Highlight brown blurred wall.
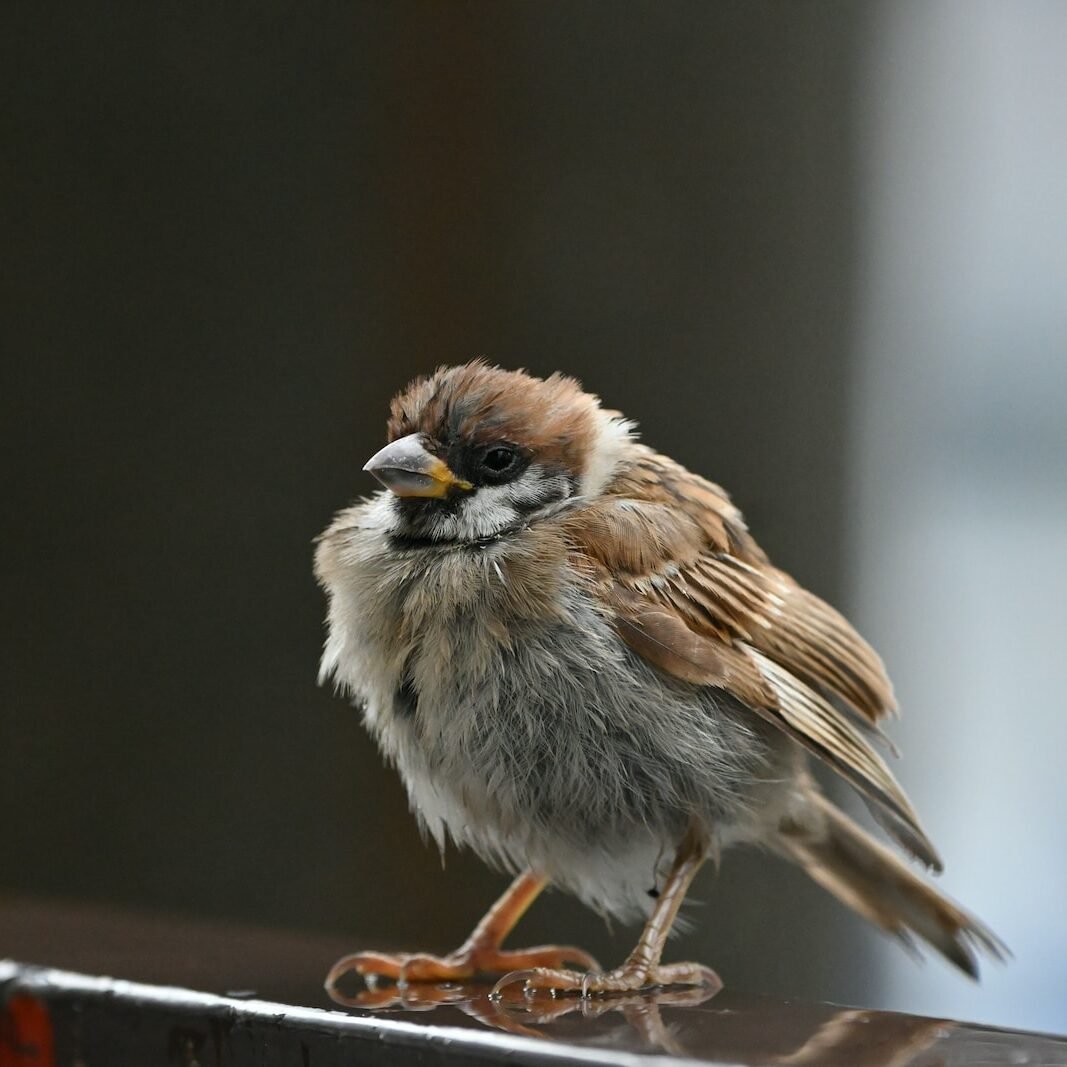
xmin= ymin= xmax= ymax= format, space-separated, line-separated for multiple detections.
xmin=1 ymin=3 xmax=878 ymax=1003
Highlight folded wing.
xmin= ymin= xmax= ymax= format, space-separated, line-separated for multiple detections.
xmin=565 ymin=446 xmax=941 ymax=871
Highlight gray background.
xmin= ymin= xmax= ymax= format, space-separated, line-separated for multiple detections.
xmin=3 ymin=2 xmax=1064 ymax=1032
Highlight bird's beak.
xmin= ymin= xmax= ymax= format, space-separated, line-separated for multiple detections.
xmin=363 ymin=433 xmax=472 ymax=498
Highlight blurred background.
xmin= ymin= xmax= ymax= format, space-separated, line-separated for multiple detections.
xmin=3 ymin=0 xmax=1064 ymax=1035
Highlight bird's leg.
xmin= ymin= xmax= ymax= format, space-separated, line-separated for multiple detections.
xmin=325 ymin=870 xmax=599 ymax=990
xmin=492 ymin=822 xmax=721 ymax=997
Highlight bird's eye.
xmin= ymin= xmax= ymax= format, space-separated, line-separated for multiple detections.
xmin=480 ymin=445 xmax=519 ymax=475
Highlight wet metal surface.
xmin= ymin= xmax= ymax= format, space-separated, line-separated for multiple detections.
xmin=3 ymin=897 xmax=1066 ymax=1065
xmin=324 ymin=979 xmax=1067 ymax=1065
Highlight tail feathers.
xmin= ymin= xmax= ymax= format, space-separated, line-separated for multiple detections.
xmin=776 ymin=790 xmax=1008 ymax=978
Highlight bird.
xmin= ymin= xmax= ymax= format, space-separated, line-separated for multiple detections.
xmin=314 ymin=361 xmax=1005 ymax=996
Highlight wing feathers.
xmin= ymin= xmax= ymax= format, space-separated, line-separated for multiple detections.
xmin=567 ymin=446 xmax=931 ymax=870
xmin=608 ymin=584 xmax=773 ymax=707
xmin=746 ymin=650 xmax=941 ymax=870
xmin=606 ymin=571 xmax=938 ymax=869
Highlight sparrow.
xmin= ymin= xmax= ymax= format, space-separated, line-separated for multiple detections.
xmin=315 ymin=361 xmax=1005 ymax=996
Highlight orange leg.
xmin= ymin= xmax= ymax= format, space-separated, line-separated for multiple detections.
xmin=325 ymin=870 xmax=599 ymax=990
xmin=492 ymin=824 xmax=721 ymax=997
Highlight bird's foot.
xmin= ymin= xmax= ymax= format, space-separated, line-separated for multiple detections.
xmin=326 ymin=943 xmax=600 ymax=991
xmin=491 ymin=959 xmax=721 ymax=999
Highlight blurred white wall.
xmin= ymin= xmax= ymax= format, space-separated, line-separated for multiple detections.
xmin=849 ymin=0 xmax=1067 ymax=1032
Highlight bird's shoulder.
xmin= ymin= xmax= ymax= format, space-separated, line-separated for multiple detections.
xmin=561 ymin=443 xmax=892 ymax=723
xmin=563 ymin=444 xmax=765 ymax=573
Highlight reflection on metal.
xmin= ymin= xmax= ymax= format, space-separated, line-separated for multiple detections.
xmin=325 ymin=978 xmax=958 ymax=1062
xmin=327 ymin=977 xmax=718 ymax=1055
xmin=5 ymin=960 xmax=1067 ymax=1066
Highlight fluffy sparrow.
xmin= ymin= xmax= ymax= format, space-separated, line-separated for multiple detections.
xmin=315 ymin=362 xmax=1004 ymax=995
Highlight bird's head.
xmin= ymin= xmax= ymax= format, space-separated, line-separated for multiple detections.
xmin=364 ymin=361 xmax=634 ymax=543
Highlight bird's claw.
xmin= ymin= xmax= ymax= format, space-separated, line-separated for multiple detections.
xmin=326 ymin=944 xmax=601 ymax=992
xmin=490 ymin=961 xmax=722 ymax=999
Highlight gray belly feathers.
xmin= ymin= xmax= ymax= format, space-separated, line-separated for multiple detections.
xmin=319 ymin=520 xmax=775 ymax=921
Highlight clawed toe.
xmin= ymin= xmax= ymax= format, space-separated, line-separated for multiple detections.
xmin=326 ymin=943 xmax=602 ymax=992
xmin=326 ymin=951 xmax=404 ymax=989
xmin=491 ymin=961 xmax=722 ymax=999
xmin=486 ymin=944 xmax=601 ymax=974
xmin=326 ymin=950 xmax=475 ymax=990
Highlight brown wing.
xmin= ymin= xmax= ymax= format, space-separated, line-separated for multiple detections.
xmin=565 ymin=446 xmax=941 ymax=871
